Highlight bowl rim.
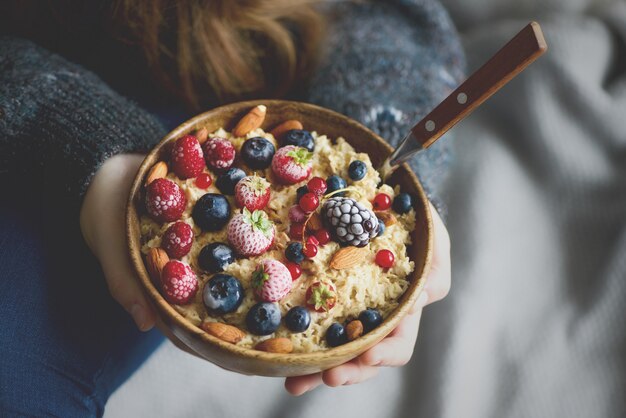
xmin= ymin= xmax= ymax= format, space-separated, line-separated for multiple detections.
xmin=126 ymin=99 xmax=433 ymax=364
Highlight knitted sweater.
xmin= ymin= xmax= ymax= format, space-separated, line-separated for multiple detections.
xmin=0 ymin=0 xmax=464 ymax=214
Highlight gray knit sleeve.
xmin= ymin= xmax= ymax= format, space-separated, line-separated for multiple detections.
xmin=0 ymin=37 xmax=166 ymax=206
xmin=305 ymin=0 xmax=466 ymax=215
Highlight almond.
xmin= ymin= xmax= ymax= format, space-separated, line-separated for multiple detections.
xmin=255 ymin=337 xmax=293 ymax=354
xmin=330 ymin=246 xmax=369 ymax=270
xmin=270 ymin=119 xmax=303 ymax=140
xmin=201 ymin=322 xmax=246 ymax=344
xmin=233 ymin=105 xmax=267 ymax=137
xmin=196 ymin=127 xmax=209 ymax=145
xmin=146 ymin=247 xmax=169 ymax=282
xmin=306 ymin=212 xmax=323 ymax=231
xmin=375 ymin=211 xmax=397 ymax=227
xmin=346 ymin=320 xmax=364 ymax=341
xmin=144 ymin=161 xmax=168 ymax=186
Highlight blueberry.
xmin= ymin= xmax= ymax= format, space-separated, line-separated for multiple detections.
xmin=326 ymin=323 xmax=348 ymax=347
xmin=358 ymin=308 xmax=383 ymax=333
xmin=283 ymin=129 xmax=315 ymax=152
xmin=392 ymin=193 xmax=413 ymax=214
xmin=284 ymin=306 xmax=311 ymax=333
xmin=296 ymin=186 xmax=309 ymax=202
xmin=203 ymin=274 xmax=244 ymax=315
xmin=198 ymin=242 xmax=235 ymax=273
xmin=377 ymin=221 xmax=385 ymax=236
xmin=285 ymin=242 xmax=304 ymax=263
xmin=216 ymin=167 xmax=246 ymax=195
xmin=241 ymin=137 xmax=275 ymax=170
xmin=348 ymin=160 xmax=367 ymax=181
xmin=246 ymin=302 xmax=281 ymax=335
xmin=192 ymin=193 xmax=231 ymax=231
xmin=326 ymin=175 xmax=347 ymax=196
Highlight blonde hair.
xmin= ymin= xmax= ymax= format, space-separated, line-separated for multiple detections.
xmin=110 ymin=0 xmax=324 ymax=110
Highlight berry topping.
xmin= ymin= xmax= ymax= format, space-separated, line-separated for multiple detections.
xmin=392 ymin=193 xmax=414 ymax=214
xmin=306 ymin=235 xmax=319 ymax=247
xmin=377 ymin=221 xmax=385 ymax=236
xmin=288 ymin=205 xmax=307 ymax=223
xmin=325 ymin=175 xmax=347 ymax=196
xmin=299 ymin=192 xmax=319 ymax=213
xmin=271 ymin=145 xmax=313 ymax=184
xmin=202 ymin=273 xmax=244 ymax=315
xmin=227 ymin=208 xmax=275 ymax=257
xmin=195 ymin=173 xmax=212 ymax=189
xmin=314 ymin=229 xmax=331 ymax=245
xmin=198 ymin=242 xmax=235 ymax=273
xmin=285 ymin=242 xmax=305 ymax=263
xmin=246 ymin=302 xmax=281 ymax=335
xmin=326 ymin=323 xmax=347 ymax=347
xmin=284 ymin=261 xmax=302 ymax=280
xmin=358 ymin=308 xmax=383 ymax=333
xmin=302 ymin=243 xmax=318 ymax=258
xmin=216 ymin=167 xmax=246 ymax=195
xmin=145 ymin=178 xmax=187 ymax=223
xmin=296 ymin=185 xmax=309 ymax=202
xmin=282 ymin=129 xmax=315 ymax=152
xmin=192 ymin=193 xmax=231 ymax=231
xmin=162 ymin=221 xmax=194 ymax=259
xmin=234 ymin=175 xmax=271 ymax=211
xmin=241 ymin=137 xmax=275 ymax=169
xmin=289 ymin=222 xmax=305 ymax=240
xmin=372 ymin=193 xmax=392 ymax=210
xmin=203 ymin=137 xmax=235 ymax=171
xmin=375 ymin=249 xmax=395 ymax=268
xmin=307 ymin=177 xmax=327 ymax=196
xmin=305 ymin=281 xmax=336 ymax=312
xmin=171 ymin=135 xmax=205 ymax=179
xmin=285 ymin=306 xmax=311 ymax=333
xmin=348 ymin=160 xmax=367 ymax=181
xmin=251 ymin=259 xmax=292 ymax=302
xmin=161 ymin=260 xmax=198 ymax=305
xmin=322 ymin=197 xmax=379 ymax=247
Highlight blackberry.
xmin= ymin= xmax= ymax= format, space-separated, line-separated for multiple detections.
xmin=322 ymin=197 xmax=379 ymax=247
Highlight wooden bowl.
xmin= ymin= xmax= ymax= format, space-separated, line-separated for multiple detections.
xmin=126 ymin=100 xmax=433 ymax=377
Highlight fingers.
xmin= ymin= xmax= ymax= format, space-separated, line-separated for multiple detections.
xmin=423 ymin=201 xmax=451 ymax=306
xmin=284 ymin=373 xmax=323 ymax=396
xmin=322 ymin=358 xmax=380 ymax=387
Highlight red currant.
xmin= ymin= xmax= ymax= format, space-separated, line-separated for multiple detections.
xmin=195 ymin=173 xmax=212 ymax=189
xmin=289 ymin=223 xmax=305 ymax=239
xmin=315 ymin=229 xmax=331 ymax=245
xmin=307 ymin=177 xmax=327 ymax=196
xmin=285 ymin=261 xmax=302 ymax=280
xmin=373 ymin=193 xmax=392 ymax=210
xmin=299 ymin=193 xmax=319 ymax=213
xmin=375 ymin=249 xmax=395 ymax=268
xmin=303 ymin=243 xmax=318 ymax=258
xmin=306 ymin=235 xmax=319 ymax=247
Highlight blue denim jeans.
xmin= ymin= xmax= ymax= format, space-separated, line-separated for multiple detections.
xmin=0 ymin=195 xmax=163 ymax=417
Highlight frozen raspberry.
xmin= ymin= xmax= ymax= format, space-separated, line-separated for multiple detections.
xmin=161 ymin=222 xmax=194 ymax=259
xmin=161 ymin=260 xmax=198 ymax=305
xmin=171 ymin=135 xmax=205 ymax=179
xmin=145 ymin=178 xmax=187 ymax=223
xmin=203 ymin=137 xmax=236 ymax=172
xmin=288 ymin=205 xmax=307 ymax=223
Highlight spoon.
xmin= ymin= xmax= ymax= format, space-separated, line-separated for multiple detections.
xmin=380 ymin=21 xmax=547 ymax=179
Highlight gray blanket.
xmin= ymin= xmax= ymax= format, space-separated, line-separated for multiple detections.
xmin=106 ymin=1 xmax=626 ymax=417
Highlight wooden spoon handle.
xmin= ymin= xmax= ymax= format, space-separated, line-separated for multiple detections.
xmin=411 ymin=21 xmax=547 ymax=149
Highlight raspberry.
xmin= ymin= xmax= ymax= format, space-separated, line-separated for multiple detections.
xmin=203 ymin=137 xmax=235 ymax=172
xmin=161 ymin=260 xmax=198 ymax=304
xmin=145 ymin=178 xmax=187 ymax=223
xmin=161 ymin=222 xmax=194 ymax=259
xmin=288 ymin=205 xmax=307 ymax=223
xmin=171 ymin=135 xmax=205 ymax=179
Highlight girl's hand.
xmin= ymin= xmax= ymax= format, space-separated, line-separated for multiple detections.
xmin=285 ymin=201 xmax=451 ymax=395
xmin=80 ymin=154 xmax=157 ymax=331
